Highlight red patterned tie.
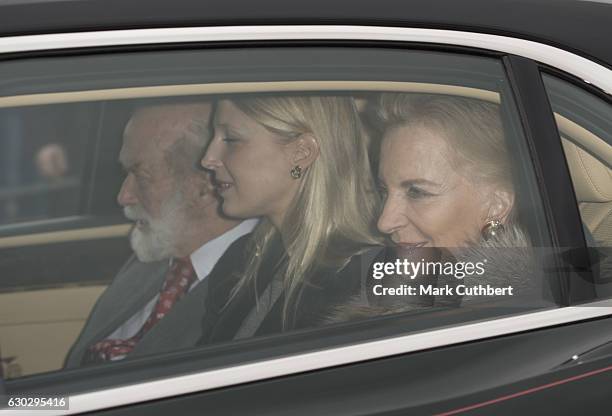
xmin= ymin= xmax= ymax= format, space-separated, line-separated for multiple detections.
xmin=85 ymin=257 xmax=196 ymax=363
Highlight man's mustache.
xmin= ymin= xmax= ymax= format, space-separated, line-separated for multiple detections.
xmin=123 ymin=206 xmax=150 ymax=222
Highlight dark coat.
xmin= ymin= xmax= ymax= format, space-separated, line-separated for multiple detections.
xmin=199 ymin=239 xmax=379 ymax=344
xmin=65 ymin=233 xmax=252 ymax=367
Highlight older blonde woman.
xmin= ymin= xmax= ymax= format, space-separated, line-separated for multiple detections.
xmin=375 ymin=93 xmax=518 ymax=248
xmin=200 ymin=95 xmax=380 ymax=338
xmin=327 ymin=94 xmax=537 ymax=322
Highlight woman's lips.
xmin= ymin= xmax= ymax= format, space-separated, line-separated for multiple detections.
xmin=215 ymin=180 xmax=233 ymax=193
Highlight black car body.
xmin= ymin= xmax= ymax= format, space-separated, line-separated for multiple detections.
xmin=0 ymin=0 xmax=611 ymax=414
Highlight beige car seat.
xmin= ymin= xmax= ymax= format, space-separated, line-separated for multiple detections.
xmin=562 ymin=136 xmax=612 ymax=246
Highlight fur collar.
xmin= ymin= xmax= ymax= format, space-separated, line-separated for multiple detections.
xmin=324 ymin=224 xmax=540 ymax=324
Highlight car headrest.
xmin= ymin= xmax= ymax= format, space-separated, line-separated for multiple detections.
xmin=562 ymin=137 xmax=612 ymax=203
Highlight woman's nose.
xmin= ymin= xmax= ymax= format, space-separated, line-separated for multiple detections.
xmin=377 ymin=197 xmax=407 ymax=235
xmin=200 ymin=137 xmax=223 ymax=170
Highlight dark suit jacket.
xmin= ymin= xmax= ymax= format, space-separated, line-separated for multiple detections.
xmin=200 ymin=241 xmax=378 ymax=344
xmin=64 ymin=234 xmax=251 ymax=368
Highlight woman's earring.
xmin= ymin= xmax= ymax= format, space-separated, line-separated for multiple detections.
xmin=290 ymin=165 xmax=302 ymax=179
xmin=481 ymin=219 xmax=504 ymax=241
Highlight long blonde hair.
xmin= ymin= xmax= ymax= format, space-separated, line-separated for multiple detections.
xmin=229 ymin=95 xmax=381 ymax=326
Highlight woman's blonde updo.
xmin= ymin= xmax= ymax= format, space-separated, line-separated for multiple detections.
xmin=376 ymin=93 xmax=514 ymax=197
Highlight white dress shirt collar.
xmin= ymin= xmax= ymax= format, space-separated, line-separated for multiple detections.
xmin=189 ymin=218 xmax=258 ymax=281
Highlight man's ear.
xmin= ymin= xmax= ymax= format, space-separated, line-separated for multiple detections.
xmin=290 ymin=134 xmax=320 ymax=169
xmin=485 ymin=188 xmax=515 ymax=223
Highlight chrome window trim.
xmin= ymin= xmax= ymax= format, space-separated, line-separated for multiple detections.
xmin=10 ymin=301 xmax=610 ymax=416
xmin=0 ymin=25 xmax=610 ymax=95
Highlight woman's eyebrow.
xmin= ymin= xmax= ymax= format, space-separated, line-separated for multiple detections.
xmin=226 ymin=125 xmax=244 ymax=135
xmin=214 ymin=122 xmax=245 ymax=136
xmin=400 ymin=178 xmax=440 ymax=188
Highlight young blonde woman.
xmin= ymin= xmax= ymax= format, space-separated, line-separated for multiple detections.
xmin=200 ymin=95 xmax=381 ymax=339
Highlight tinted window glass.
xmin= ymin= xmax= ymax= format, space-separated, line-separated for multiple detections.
xmin=1 ymin=48 xmax=558 ymax=396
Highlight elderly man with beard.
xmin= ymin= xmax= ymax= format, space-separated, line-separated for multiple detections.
xmin=64 ymin=101 xmax=257 ymax=367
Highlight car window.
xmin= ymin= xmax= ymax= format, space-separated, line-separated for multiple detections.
xmin=541 ymin=73 xmax=612 ymax=291
xmin=1 ymin=47 xmax=560 ymax=396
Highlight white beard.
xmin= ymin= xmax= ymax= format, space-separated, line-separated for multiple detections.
xmin=124 ymin=191 xmax=186 ymax=262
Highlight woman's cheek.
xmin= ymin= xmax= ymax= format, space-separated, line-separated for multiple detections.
xmin=223 ymin=152 xmax=242 ymax=179
xmin=413 ymin=200 xmax=449 ymax=235
xmin=409 ymin=200 xmax=436 ymax=220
